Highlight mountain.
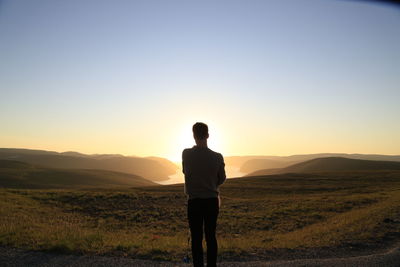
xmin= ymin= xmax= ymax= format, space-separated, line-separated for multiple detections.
xmin=233 ymin=153 xmax=400 ymax=174
xmin=146 ymin=156 xmax=179 ymax=172
xmin=0 ymin=148 xmax=178 ymax=181
xmin=247 ymin=157 xmax=400 ymax=176
xmin=0 ymin=159 xmax=156 ymax=188
xmin=60 ymin=151 xmax=90 ymax=157
xmin=224 ymin=156 xmax=278 ymax=168
xmin=240 ymin=159 xmax=298 ymax=173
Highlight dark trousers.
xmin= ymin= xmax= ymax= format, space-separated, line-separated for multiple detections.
xmin=187 ymin=197 xmax=219 ymax=267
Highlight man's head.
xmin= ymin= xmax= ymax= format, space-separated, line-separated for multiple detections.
xmin=192 ymin=122 xmax=209 ymax=140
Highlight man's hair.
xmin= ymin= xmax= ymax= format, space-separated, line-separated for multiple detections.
xmin=192 ymin=122 xmax=209 ymax=140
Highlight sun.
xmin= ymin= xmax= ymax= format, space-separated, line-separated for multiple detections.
xmin=168 ymin=122 xmax=225 ymax=162
xmin=178 ymin=126 xmax=196 ymax=151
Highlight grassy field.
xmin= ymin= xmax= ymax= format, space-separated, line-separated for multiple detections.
xmin=1 ymin=171 xmax=400 ymax=261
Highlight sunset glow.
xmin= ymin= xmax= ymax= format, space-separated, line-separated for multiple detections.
xmin=1 ymin=0 xmax=399 ymax=160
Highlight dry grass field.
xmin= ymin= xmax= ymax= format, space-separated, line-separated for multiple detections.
xmin=1 ymin=171 xmax=400 ymax=261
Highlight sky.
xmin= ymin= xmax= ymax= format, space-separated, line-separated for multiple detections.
xmin=0 ymin=0 xmax=399 ymax=161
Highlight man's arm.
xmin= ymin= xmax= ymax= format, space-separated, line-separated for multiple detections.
xmin=217 ymin=154 xmax=226 ymax=186
xmin=182 ymin=149 xmax=186 ymax=174
xmin=182 ymin=149 xmax=187 ymax=195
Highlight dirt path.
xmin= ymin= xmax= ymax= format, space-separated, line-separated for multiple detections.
xmin=1 ymin=245 xmax=400 ymax=267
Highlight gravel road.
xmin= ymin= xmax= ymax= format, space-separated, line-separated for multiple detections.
xmin=1 ymin=246 xmax=399 ymax=267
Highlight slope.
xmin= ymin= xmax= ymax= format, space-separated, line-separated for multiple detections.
xmin=248 ymin=157 xmax=400 ymax=176
xmin=0 ymin=160 xmax=156 ymax=189
xmin=0 ymin=148 xmax=178 ymax=181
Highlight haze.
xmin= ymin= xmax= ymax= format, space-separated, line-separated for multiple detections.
xmin=1 ymin=0 xmax=399 ymax=161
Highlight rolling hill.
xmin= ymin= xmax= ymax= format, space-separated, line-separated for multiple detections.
xmin=0 ymin=148 xmax=178 ymax=181
xmin=247 ymin=157 xmax=400 ymax=176
xmin=240 ymin=158 xmax=298 ymax=173
xmin=233 ymin=153 xmax=400 ymax=174
xmin=0 ymin=159 xmax=156 ymax=188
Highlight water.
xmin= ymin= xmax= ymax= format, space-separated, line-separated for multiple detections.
xmin=157 ymin=171 xmax=184 ymax=185
xmin=157 ymin=165 xmax=246 ymax=185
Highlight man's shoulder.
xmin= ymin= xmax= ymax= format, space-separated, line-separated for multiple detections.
xmin=182 ymin=147 xmax=193 ymax=158
xmin=182 ymin=147 xmax=193 ymax=153
xmin=183 ymin=147 xmax=223 ymax=159
xmin=209 ymin=149 xmax=224 ymax=160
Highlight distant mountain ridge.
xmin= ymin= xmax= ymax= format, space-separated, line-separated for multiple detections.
xmin=247 ymin=157 xmax=400 ymax=176
xmin=224 ymin=153 xmax=400 ymax=174
xmin=2 ymin=149 xmax=400 ymax=181
xmin=0 ymin=148 xmax=178 ymax=181
xmin=240 ymin=159 xmax=297 ymax=173
xmin=0 ymin=159 xmax=156 ymax=188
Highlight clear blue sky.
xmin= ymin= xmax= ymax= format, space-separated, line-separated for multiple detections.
xmin=0 ymin=0 xmax=399 ymax=160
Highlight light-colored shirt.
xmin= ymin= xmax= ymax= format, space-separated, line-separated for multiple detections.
xmin=182 ymin=146 xmax=226 ymax=199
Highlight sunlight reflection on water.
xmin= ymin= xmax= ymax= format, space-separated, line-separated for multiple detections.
xmin=157 ymin=166 xmax=245 ymax=185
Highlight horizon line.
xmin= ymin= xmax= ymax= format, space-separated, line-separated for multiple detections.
xmin=1 ymin=147 xmax=400 ymax=162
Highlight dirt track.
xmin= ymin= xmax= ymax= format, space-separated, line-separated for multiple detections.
xmin=1 ymin=245 xmax=400 ymax=267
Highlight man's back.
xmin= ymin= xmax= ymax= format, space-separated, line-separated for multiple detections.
xmin=183 ymin=122 xmax=225 ymax=267
xmin=182 ymin=146 xmax=226 ymax=199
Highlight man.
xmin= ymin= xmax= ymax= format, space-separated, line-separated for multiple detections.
xmin=182 ymin=122 xmax=226 ymax=267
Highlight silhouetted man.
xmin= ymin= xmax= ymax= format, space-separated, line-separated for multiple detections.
xmin=182 ymin=122 xmax=226 ymax=267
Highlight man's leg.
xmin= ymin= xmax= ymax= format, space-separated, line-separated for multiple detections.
xmin=188 ymin=199 xmax=204 ymax=267
xmin=204 ymin=198 xmax=219 ymax=267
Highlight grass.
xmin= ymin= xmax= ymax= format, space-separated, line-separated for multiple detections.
xmin=1 ymin=171 xmax=400 ymax=261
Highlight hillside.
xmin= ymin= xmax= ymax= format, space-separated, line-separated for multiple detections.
xmin=240 ymin=158 xmax=298 ymax=173
xmin=236 ymin=153 xmax=400 ymax=174
xmin=248 ymin=157 xmax=400 ymax=176
xmin=0 ymin=160 xmax=156 ymax=189
xmin=0 ymin=148 xmax=178 ymax=181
